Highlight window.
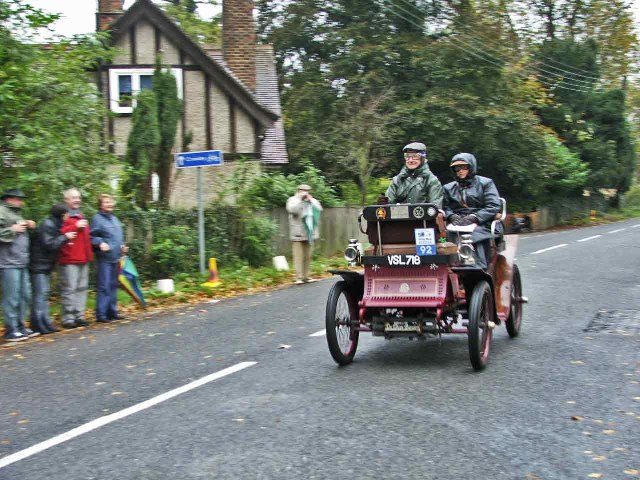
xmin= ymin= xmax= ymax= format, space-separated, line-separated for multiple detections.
xmin=109 ymin=68 xmax=183 ymax=113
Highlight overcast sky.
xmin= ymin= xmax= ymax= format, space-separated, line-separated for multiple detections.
xmin=25 ymin=0 xmax=640 ymax=39
xmin=28 ymin=0 xmax=219 ymax=39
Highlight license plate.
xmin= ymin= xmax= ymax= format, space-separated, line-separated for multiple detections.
xmin=384 ymin=321 xmax=419 ymax=332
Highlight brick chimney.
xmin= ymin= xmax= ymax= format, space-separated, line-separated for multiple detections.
xmin=96 ymin=0 xmax=125 ymax=32
xmin=223 ymin=0 xmax=257 ymax=91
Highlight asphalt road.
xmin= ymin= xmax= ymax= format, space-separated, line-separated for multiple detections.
xmin=1 ymin=219 xmax=639 ymax=479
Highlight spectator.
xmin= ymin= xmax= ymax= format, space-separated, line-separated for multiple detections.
xmin=58 ymin=188 xmax=93 ymax=328
xmin=29 ymin=204 xmax=75 ymax=334
xmin=286 ymin=184 xmax=322 ymax=284
xmin=0 ymin=189 xmax=38 ymax=342
xmin=90 ymin=194 xmax=128 ymax=323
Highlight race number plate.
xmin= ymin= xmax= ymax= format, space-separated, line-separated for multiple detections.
xmin=414 ymin=228 xmax=436 ymax=256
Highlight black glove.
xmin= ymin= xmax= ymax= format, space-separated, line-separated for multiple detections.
xmin=449 ymin=214 xmax=463 ymax=225
xmin=377 ymin=194 xmax=389 ymax=205
xmin=458 ymin=214 xmax=478 ymax=226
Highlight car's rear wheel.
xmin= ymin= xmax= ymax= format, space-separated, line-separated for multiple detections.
xmin=326 ymin=281 xmax=359 ymax=365
xmin=468 ymin=280 xmax=494 ymax=371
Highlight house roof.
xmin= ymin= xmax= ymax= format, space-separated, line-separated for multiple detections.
xmin=255 ymin=45 xmax=288 ymax=164
xmin=108 ymin=0 xmax=279 ymax=128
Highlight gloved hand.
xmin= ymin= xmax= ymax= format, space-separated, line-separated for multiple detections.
xmin=448 ymin=214 xmax=463 ymax=225
xmin=377 ymin=194 xmax=389 ymax=205
xmin=458 ymin=214 xmax=479 ymax=226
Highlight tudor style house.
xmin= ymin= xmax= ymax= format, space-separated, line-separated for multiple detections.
xmin=95 ymin=0 xmax=287 ymax=207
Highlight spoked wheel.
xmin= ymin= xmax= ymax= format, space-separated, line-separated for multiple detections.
xmin=506 ymin=264 xmax=523 ymax=338
xmin=467 ymin=280 xmax=495 ymax=371
xmin=325 ymin=281 xmax=359 ymax=365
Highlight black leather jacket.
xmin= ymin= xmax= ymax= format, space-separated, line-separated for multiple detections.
xmin=29 ymin=216 xmax=67 ymax=274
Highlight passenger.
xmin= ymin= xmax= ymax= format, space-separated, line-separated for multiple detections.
xmin=383 ymin=142 xmax=443 ymax=208
xmin=443 ymin=153 xmax=502 ymax=270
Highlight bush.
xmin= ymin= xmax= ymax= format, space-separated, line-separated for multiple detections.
xmin=148 ymin=225 xmax=198 ymax=278
xmin=239 ymin=216 xmax=277 ymax=267
xmin=623 ymin=183 xmax=640 ymax=208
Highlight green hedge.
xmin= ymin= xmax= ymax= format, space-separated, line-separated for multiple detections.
xmin=119 ymin=206 xmax=276 ymax=280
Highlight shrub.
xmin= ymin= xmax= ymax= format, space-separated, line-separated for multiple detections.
xmin=148 ymin=225 xmax=198 ymax=278
xmin=623 ymin=183 xmax=640 ymax=208
xmin=240 ymin=216 xmax=277 ymax=267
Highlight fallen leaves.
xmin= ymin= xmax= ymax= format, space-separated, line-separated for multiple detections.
xmin=624 ymin=469 xmax=639 ymax=476
xmin=571 ymin=416 xmax=584 ymax=421
xmin=111 ymin=391 xmax=124 ymax=396
xmin=602 ymin=429 xmax=615 ymax=435
xmin=277 ymin=344 xmax=292 ymax=350
xmin=571 ymin=360 xmax=585 ymax=365
xmin=587 ymin=474 xmax=603 ymax=479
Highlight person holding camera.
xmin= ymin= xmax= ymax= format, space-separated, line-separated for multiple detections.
xmin=58 ymin=188 xmax=94 ymax=329
xmin=0 ymin=189 xmax=38 ymax=341
xmin=286 ymin=184 xmax=323 ymax=284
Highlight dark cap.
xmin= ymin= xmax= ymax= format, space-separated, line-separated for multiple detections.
xmin=0 ymin=189 xmax=27 ymax=200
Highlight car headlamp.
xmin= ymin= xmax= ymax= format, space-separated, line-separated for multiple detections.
xmin=344 ymin=238 xmax=362 ymax=266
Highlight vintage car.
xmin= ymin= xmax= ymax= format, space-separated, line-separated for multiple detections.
xmin=325 ymin=201 xmax=526 ymax=371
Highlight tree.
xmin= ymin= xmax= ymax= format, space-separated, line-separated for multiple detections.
xmin=153 ymin=62 xmax=182 ymax=204
xmin=162 ymin=0 xmax=220 ymax=46
xmin=123 ymin=90 xmax=159 ymax=207
xmin=0 ymin=1 xmax=116 ymax=219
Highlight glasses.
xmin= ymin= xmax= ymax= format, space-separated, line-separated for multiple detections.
xmin=453 ymin=165 xmax=469 ymax=172
xmin=404 ymin=153 xmax=423 ymax=160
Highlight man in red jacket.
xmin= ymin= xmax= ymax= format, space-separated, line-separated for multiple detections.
xmin=58 ymin=188 xmax=94 ymax=328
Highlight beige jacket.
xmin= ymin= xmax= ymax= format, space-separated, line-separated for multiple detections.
xmin=286 ymin=194 xmax=322 ymax=242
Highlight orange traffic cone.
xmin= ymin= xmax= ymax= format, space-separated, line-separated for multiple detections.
xmin=201 ymin=258 xmax=221 ymax=288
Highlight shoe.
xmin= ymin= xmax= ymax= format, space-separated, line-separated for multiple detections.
xmin=96 ymin=318 xmax=113 ymax=323
xmin=42 ymin=320 xmax=60 ymax=333
xmin=62 ymin=321 xmax=77 ymax=329
xmin=110 ymin=315 xmax=125 ymax=321
xmin=4 ymin=331 xmax=27 ymax=342
xmin=20 ymin=327 xmax=40 ymax=338
xmin=294 ymin=279 xmax=304 ymax=285
xmin=75 ymin=319 xmax=89 ymax=327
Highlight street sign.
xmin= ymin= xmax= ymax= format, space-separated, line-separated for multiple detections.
xmin=175 ymin=150 xmax=223 ymax=169
xmin=174 ymin=150 xmax=224 ymax=274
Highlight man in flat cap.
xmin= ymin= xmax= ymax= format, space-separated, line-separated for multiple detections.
xmin=0 ymin=189 xmax=38 ymax=341
xmin=286 ymin=184 xmax=323 ymax=284
xmin=383 ymin=142 xmax=443 ymax=207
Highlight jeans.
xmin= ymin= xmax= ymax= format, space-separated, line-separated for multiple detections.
xmin=96 ymin=261 xmax=119 ymax=320
xmin=1 ymin=268 xmax=31 ymax=333
xmin=30 ymin=272 xmax=51 ymax=324
xmin=59 ymin=263 xmax=89 ymax=323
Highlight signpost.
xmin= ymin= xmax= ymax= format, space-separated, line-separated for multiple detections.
xmin=175 ymin=150 xmax=224 ymax=274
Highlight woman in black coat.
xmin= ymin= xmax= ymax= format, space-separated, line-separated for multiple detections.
xmin=443 ymin=153 xmax=502 ymax=270
xmin=29 ymin=204 xmax=75 ymax=333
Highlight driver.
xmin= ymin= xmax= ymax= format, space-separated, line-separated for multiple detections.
xmin=443 ymin=153 xmax=502 ymax=270
xmin=383 ymin=142 xmax=443 ymax=208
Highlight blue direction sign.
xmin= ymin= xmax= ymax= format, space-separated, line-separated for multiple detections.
xmin=175 ymin=150 xmax=223 ymax=169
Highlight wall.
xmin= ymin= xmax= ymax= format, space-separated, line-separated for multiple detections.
xmin=265 ymin=207 xmax=368 ymax=257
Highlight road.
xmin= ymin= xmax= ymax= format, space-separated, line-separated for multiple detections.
xmin=1 ymin=219 xmax=639 ymax=479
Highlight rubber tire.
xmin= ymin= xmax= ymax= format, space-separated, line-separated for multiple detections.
xmin=326 ymin=281 xmax=359 ymax=366
xmin=506 ymin=264 xmax=523 ymax=338
xmin=468 ymin=280 xmax=494 ymax=371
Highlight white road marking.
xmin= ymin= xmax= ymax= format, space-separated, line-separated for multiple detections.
xmin=531 ymin=244 xmax=568 ymax=255
xmin=577 ymin=235 xmax=602 ymax=242
xmin=0 ymin=362 xmax=257 ymax=469
xmin=632 ymin=224 xmax=640 ymax=229
xmin=309 ymin=329 xmax=326 ymax=337
xmin=608 ymin=228 xmax=626 ymax=234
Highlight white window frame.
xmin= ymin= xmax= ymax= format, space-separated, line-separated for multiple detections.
xmin=108 ymin=68 xmax=184 ymax=114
